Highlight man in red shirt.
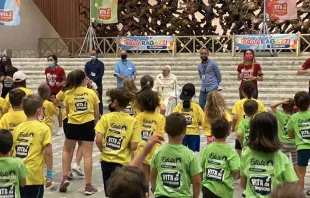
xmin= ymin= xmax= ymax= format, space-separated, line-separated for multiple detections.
xmin=297 ymin=58 xmax=310 ymax=94
xmin=45 ymin=55 xmax=66 ymax=135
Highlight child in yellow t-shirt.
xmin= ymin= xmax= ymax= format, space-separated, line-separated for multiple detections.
xmin=38 ymin=84 xmax=59 ymax=134
xmin=203 ymin=91 xmax=232 ymax=144
xmin=136 ymin=89 xmax=165 ymax=183
xmin=0 ymin=89 xmax=27 ymax=132
xmin=173 ymin=83 xmax=204 ymax=152
xmin=12 ymin=95 xmax=53 ymax=197
xmin=122 ymin=78 xmax=138 ymax=116
xmin=95 ymin=87 xmax=140 ymax=197
xmin=3 ymin=71 xmax=33 ymax=113
xmin=0 ymin=83 xmax=6 ymax=119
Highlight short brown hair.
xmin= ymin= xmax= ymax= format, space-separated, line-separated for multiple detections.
xmin=248 ymin=112 xmax=282 ymax=153
xmin=282 ymin=98 xmax=295 ymax=114
xmin=211 ymin=118 xmax=230 ymax=139
xmin=22 ymin=95 xmax=43 ymax=117
xmin=271 ymin=182 xmax=305 ymax=198
xmin=137 ymin=90 xmax=159 ymax=112
xmin=165 ymin=112 xmax=187 ymax=137
xmin=9 ymin=89 xmax=26 ymax=108
xmin=106 ymin=88 xmax=132 ymax=108
xmin=244 ymin=99 xmax=258 ymax=117
xmin=38 ymin=84 xmax=51 ymax=100
xmin=107 ymin=166 xmax=148 ymax=198
xmin=294 ymin=91 xmax=309 ymax=111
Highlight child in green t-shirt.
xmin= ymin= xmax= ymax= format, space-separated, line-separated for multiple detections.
xmin=237 ymin=99 xmax=258 ymax=151
xmin=287 ymin=91 xmax=310 ymax=195
xmin=200 ymin=118 xmax=240 ymax=198
xmin=150 ymin=112 xmax=202 ymax=198
xmin=271 ymin=98 xmax=298 ymax=174
xmin=240 ymin=112 xmax=298 ymax=198
xmin=0 ymin=129 xmax=28 ymax=198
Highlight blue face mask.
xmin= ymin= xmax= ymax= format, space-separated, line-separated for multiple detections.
xmin=90 ymin=56 xmax=97 ymax=61
xmin=47 ymin=61 xmax=55 ymax=67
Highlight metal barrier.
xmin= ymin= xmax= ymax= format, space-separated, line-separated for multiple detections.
xmin=38 ymin=34 xmax=308 ymax=57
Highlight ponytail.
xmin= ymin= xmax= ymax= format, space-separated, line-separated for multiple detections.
xmin=183 ymin=100 xmax=191 ymax=109
xmin=140 ymin=81 xmax=152 ymax=92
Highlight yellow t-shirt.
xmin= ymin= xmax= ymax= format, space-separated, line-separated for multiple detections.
xmin=4 ymin=87 xmax=33 ymax=112
xmin=56 ymin=90 xmax=67 ymax=120
xmin=136 ymin=111 xmax=165 ymax=164
xmin=38 ymin=100 xmax=59 ymax=132
xmin=231 ymin=98 xmax=267 ymax=131
xmin=125 ymin=101 xmax=137 ymax=117
xmin=203 ymin=110 xmax=232 ymax=136
xmin=95 ymin=112 xmax=140 ymax=165
xmin=12 ymin=120 xmax=51 ymax=185
xmin=173 ymin=101 xmax=204 ymax=135
xmin=64 ymin=87 xmax=100 ymax=124
xmin=0 ymin=97 xmax=6 ymax=119
xmin=0 ymin=110 xmax=27 ymax=132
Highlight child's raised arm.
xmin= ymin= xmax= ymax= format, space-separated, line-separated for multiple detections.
xmin=271 ymin=99 xmax=289 ymax=113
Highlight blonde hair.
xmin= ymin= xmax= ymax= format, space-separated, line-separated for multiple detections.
xmin=205 ymin=91 xmax=227 ymax=122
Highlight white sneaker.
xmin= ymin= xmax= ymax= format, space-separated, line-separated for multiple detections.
xmin=56 ymin=127 xmax=64 ymax=136
xmin=72 ymin=163 xmax=84 ymax=176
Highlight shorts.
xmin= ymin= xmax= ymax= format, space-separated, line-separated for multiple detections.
xmin=202 ymin=186 xmax=221 ymax=198
xmin=101 ymin=161 xmax=123 ymax=197
xmin=63 ymin=118 xmax=68 ymax=135
xmin=235 ymin=139 xmax=242 ymax=150
xmin=281 ymin=143 xmax=297 ymax=164
xmin=20 ymin=185 xmax=44 ymax=198
xmin=182 ymin=135 xmax=200 ymax=152
xmin=66 ymin=120 xmax=95 ymax=142
xmin=297 ymin=149 xmax=310 ymax=167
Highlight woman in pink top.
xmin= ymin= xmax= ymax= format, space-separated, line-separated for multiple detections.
xmin=237 ymin=49 xmax=264 ymax=99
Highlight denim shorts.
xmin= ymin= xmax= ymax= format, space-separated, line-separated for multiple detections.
xmin=297 ymin=149 xmax=310 ymax=166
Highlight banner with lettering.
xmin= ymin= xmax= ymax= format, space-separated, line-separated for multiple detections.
xmin=0 ymin=0 xmax=20 ymax=26
xmin=235 ymin=34 xmax=297 ymax=50
xmin=119 ymin=36 xmax=174 ymax=51
xmin=266 ymin=0 xmax=297 ymax=20
xmin=92 ymin=0 xmax=118 ymax=24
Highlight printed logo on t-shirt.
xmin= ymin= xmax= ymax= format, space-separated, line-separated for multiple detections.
xmin=298 ymin=120 xmax=310 ymax=140
xmin=241 ymin=69 xmax=253 ymax=81
xmin=38 ymin=107 xmax=46 ymax=122
xmin=15 ymin=132 xmax=34 ymax=159
xmin=75 ymin=101 xmax=88 ymax=111
xmin=250 ymin=175 xmax=272 ymax=196
xmin=0 ymin=185 xmax=15 ymax=198
xmin=181 ymin=109 xmax=193 ymax=126
xmin=0 ymin=170 xmax=17 ymax=183
xmin=206 ymin=168 xmax=225 ymax=181
xmin=15 ymin=145 xmax=30 ymax=159
xmin=141 ymin=130 xmax=153 ymax=141
xmin=3 ymin=80 xmax=13 ymax=88
xmin=109 ymin=123 xmax=127 ymax=135
xmin=207 ymin=153 xmax=227 ymax=166
xmin=141 ymin=119 xmax=156 ymax=141
xmin=161 ymin=171 xmax=181 ymax=189
xmin=249 ymin=158 xmax=274 ymax=172
xmin=125 ymin=107 xmax=134 ymax=116
xmin=161 ymin=157 xmax=182 ymax=169
xmin=46 ymin=73 xmax=57 ymax=87
xmin=106 ymin=136 xmax=123 ymax=150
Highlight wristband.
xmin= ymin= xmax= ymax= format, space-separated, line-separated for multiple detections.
xmin=46 ymin=169 xmax=53 ymax=180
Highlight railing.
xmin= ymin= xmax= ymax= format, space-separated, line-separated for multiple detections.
xmin=38 ymin=33 xmax=310 ymax=57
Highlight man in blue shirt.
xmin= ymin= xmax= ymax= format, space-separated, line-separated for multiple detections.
xmin=198 ymin=48 xmax=222 ymax=109
xmin=114 ymin=50 xmax=137 ymax=88
xmin=85 ymin=50 xmax=104 ymax=115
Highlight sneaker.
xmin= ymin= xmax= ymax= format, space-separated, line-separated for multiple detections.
xmin=242 ymin=191 xmax=246 ymax=198
xmin=85 ymin=185 xmax=98 ymax=195
xmin=68 ymin=171 xmax=74 ymax=180
xmin=59 ymin=179 xmax=70 ymax=192
xmin=72 ymin=163 xmax=85 ymax=176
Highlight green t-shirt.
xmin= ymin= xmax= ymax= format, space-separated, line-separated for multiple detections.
xmin=237 ymin=118 xmax=250 ymax=149
xmin=275 ymin=110 xmax=294 ymax=144
xmin=200 ymin=142 xmax=240 ymax=198
xmin=150 ymin=143 xmax=202 ymax=198
xmin=0 ymin=157 xmax=28 ymax=198
xmin=286 ymin=111 xmax=310 ymax=150
xmin=241 ymin=149 xmax=298 ymax=198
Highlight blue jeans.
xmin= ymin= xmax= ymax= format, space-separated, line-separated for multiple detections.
xmin=199 ymin=89 xmax=217 ymax=109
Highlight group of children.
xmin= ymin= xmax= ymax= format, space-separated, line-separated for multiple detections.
xmin=0 ymin=66 xmax=309 ymax=198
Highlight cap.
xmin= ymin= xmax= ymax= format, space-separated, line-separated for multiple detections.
xmin=13 ymin=71 xmax=26 ymax=82
xmin=180 ymin=83 xmax=195 ymax=101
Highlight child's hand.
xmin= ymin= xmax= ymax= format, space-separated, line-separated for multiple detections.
xmin=45 ymin=180 xmax=52 ymax=188
xmin=144 ymin=135 xmax=164 ymax=154
xmin=50 ymin=95 xmax=56 ymax=102
xmin=282 ymin=98 xmax=290 ymax=104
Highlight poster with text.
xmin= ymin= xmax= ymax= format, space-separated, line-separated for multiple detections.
xmin=0 ymin=0 xmax=20 ymax=26
xmin=267 ymin=0 xmax=297 ymax=20
xmin=119 ymin=36 xmax=174 ymax=51
xmin=92 ymin=0 xmax=118 ymax=24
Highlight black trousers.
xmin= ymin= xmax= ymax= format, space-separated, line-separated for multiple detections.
xmin=202 ymin=186 xmax=221 ymax=198
xmin=20 ymin=185 xmax=44 ymax=198
xmin=101 ymin=161 xmax=122 ymax=197
xmin=97 ymin=84 xmax=103 ymax=115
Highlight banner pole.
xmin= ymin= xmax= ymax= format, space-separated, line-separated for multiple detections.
xmin=89 ymin=0 xmax=93 ymax=52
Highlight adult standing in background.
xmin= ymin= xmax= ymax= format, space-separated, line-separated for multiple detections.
xmin=297 ymin=58 xmax=310 ymax=94
xmin=45 ymin=54 xmax=66 ymax=135
xmin=114 ymin=50 xmax=137 ymax=88
xmin=85 ymin=50 xmax=104 ymax=115
xmin=237 ymin=49 xmax=263 ymax=99
xmin=0 ymin=55 xmax=18 ymax=98
xmin=198 ymin=48 xmax=222 ymax=109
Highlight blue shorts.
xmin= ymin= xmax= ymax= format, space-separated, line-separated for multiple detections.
xmin=182 ymin=135 xmax=200 ymax=152
xmin=297 ymin=149 xmax=310 ymax=166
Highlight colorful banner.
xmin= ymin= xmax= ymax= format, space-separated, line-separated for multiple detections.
xmin=235 ymin=34 xmax=297 ymax=50
xmin=0 ymin=0 xmax=20 ymax=26
xmin=267 ymin=0 xmax=297 ymax=20
xmin=92 ymin=0 xmax=118 ymax=24
xmin=119 ymin=36 xmax=174 ymax=51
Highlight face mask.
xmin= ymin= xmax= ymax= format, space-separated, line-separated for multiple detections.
xmin=245 ymin=55 xmax=253 ymax=61
xmin=1 ymin=61 xmax=7 ymax=66
xmin=90 ymin=56 xmax=97 ymax=61
xmin=108 ymin=104 xmax=116 ymax=112
xmin=48 ymin=61 xmax=55 ymax=67
xmin=121 ymin=54 xmax=127 ymax=60
xmin=200 ymin=56 xmax=208 ymax=61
